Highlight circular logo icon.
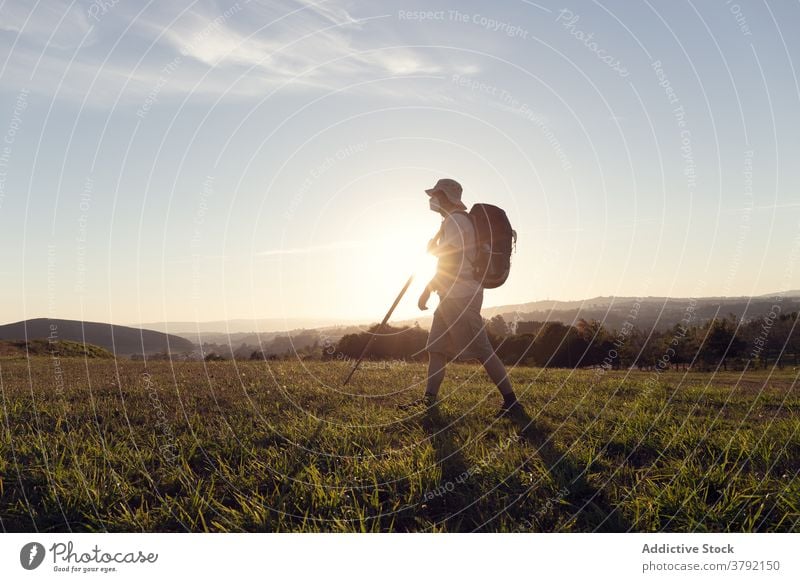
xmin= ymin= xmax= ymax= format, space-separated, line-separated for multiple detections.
xmin=20 ymin=542 xmax=46 ymax=570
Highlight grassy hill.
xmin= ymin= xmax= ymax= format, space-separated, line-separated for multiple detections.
xmin=0 ymin=339 xmax=114 ymax=359
xmin=0 ymin=358 xmax=796 ymax=532
xmin=0 ymin=318 xmax=195 ymax=356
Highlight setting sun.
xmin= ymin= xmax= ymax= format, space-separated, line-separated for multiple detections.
xmin=293 ymin=200 xmax=440 ymax=323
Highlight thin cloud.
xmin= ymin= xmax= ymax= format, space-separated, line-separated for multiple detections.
xmin=165 ymin=240 xmax=364 ymax=264
xmin=754 ymin=203 xmax=800 ymax=210
xmin=295 ymin=0 xmax=361 ymax=27
xmin=721 ymin=202 xmax=800 ymax=214
xmin=255 ymin=239 xmax=365 ymax=257
xmin=0 ymin=0 xmax=447 ymax=105
xmin=0 ymin=0 xmax=94 ymax=51
xmin=147 ymin=4 xmax=438 ymax=82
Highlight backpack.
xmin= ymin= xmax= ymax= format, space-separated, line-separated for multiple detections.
xmin=454 ymin=204 xmax=517 ymax=289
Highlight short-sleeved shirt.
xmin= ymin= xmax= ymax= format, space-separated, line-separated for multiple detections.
xmin=435 ymin=212 xmax=482 ymax=300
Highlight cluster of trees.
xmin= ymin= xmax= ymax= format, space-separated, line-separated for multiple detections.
xmin=328 ymin=312 xmax=800 ymax=371
xmin=326 ymin=324 xmax=429 ymax=362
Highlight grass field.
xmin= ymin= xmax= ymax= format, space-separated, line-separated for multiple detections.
xmin=1 ymin=357 xmax=798 ymax=532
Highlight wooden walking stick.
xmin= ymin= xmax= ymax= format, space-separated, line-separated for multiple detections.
xmin=342 ymin=274 xmax=415 ymax=386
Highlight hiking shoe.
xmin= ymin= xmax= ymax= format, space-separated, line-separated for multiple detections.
xmin=495 ymin=400 xmax=524 ymax=418
xmin=398 ymin=394 xmax=437 ymax=411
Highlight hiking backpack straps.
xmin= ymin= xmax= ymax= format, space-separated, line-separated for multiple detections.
xmin=454 ymin=204 xmax=516 ymax=289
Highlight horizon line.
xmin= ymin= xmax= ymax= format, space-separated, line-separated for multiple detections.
xmin=2 ymin=289 xmax=798 ymax=329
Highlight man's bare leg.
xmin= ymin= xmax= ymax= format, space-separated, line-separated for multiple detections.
xmin=398 ymin=352 xmax=447 ymax=410
xmin=424 ymin=351 xmax=448 ymax=399
xmin=481 ymin=352 xmax=519 ymax=408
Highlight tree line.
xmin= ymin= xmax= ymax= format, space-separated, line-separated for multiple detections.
xmin=326 ymin=311 xmax=799 ymax=371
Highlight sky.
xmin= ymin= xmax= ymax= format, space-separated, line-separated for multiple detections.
xmin=0 ymin=0 xmax=799 ymax=327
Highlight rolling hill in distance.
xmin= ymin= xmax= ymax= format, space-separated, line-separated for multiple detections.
xmin=480 ymin=292 xmax=800 ymax=332
xmin=136 ymin=291 xmax=800 ymax=340
xmin=0 ymin=318 xmax=194 ymax=356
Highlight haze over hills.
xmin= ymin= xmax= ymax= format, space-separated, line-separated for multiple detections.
xmin=134 ymin=291 xmax=800 ymax=343
xmin=3 ymin=292 xmax=797 ymax=360
xmin=132 ymin=317 xmax=358 ymax=335
xmin=0 ymin=318 xmax=195 ymax=357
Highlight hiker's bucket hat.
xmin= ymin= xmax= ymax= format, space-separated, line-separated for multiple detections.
xmin=425 ymin=178 xmax=467 ymax=210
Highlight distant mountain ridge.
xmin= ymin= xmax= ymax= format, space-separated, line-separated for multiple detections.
xmin=0 ymin=318 xmax=194 ymax=356
xmin=133 ymin=291 xmax=800 ymax=341
xmin=483 ymin=293 xmax=800 ymax=332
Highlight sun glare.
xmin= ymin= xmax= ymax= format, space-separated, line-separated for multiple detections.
xmin=313 ymin=193 xmax=442 ymax=321
xmin=353 ymin=222 xmax=438 ymax=320
xmin=367 ymin=233 xmax=436 ymax=283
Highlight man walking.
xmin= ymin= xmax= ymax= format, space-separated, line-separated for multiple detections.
xmin=401 ymin=178 xmax=521 ymax=416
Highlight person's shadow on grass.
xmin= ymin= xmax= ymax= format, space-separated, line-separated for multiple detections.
xmin=504 ymin=406 xmax=632 ymax=532
xmin=411 ymin=406 xmax=484 ymax=531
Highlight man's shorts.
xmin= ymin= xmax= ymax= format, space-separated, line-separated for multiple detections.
xmin=425 ymin=290 xmax=494 ymax=361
